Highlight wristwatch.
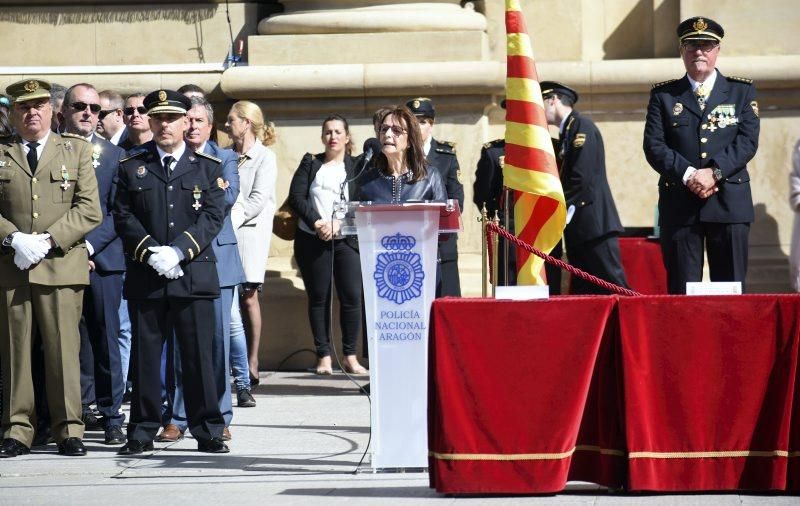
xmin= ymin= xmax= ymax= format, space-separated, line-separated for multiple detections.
xmin=712 ymin=167 xmax=724 ymax=182
xmin=2 ymin=232 xmax=17 ymax=248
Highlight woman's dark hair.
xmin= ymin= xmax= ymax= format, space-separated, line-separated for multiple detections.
xmin=321 ymin=114 xmax=353 ymax=155
xmin=374 ymin=105 xmax=427 ymax=182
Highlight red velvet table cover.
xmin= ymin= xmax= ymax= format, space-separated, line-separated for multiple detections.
xmin=428 ymin=295 xmax=800 ymax=494
xmin=618 ymin=237 xmax=667 ymax=294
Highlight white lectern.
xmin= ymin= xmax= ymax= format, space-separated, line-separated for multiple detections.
xmin=339 ymin=200 xmax=461 ymax=470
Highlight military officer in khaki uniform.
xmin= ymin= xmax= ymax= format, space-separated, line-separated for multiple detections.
xmin=0 ymin=79 xmax=102 ymax=458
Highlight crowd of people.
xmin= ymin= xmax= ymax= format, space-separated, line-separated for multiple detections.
xmin=0 ymin=15 xmax=764 ymax=459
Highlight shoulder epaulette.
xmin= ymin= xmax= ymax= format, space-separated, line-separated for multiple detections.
xmin=196 ymin=151 xmax=221 ymax=163
xmin=728 ymin=75 xmax=753 ymax=84
xmin=435 ymin=140 xmax=456 ymax=155
xmin=651 ymin=79 xmax=678 ymax=89
xmin=483 ymin=139 xmax=504 ymax=150
xmin=61 ymin=132 xmax=89 ymax=141
xmin=119 ymin=150 xmax=147 ymax=163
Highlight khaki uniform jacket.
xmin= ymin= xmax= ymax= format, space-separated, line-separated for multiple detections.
xmin=0 ymin=133 xmax=102 ymax=288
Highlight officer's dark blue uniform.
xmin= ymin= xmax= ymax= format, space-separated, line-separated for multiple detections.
xmin=112 ymin=90 xmax=227 ymax=453
xmin=543 ymin=81 xmax=628 ymax=295
xmin=644 ymin=17 xmax=759 ymax=293
xmin=405 ymin=98 xmax=464 ymax=297
xmin=78 ymin=133 xmax=127 ymax=435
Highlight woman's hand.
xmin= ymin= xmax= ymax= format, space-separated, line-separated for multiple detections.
xmin=315 ymin=219 xmax=340 ymax=241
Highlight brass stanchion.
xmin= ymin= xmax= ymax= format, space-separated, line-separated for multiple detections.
xmin=491 ymin=211 xmax=500 ymax=298
xmin=480 ymin=204 xmax=489 ymax=297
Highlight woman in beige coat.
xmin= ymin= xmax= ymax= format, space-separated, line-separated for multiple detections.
xmin=790 ymin=140 xmax=800 ymax=291
xmin=226 ymin=101 xmax=277 ymax=390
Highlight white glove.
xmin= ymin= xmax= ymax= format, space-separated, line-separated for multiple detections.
xmin=164 ymin=265 xmax=184 ymax=280
xmin=147 ymin=246 xmax=181 ymax=276
xmin=13 ymin=251 xmax=34 ymax=270
xmin=11 ymin=233 xmax=51 ymax=265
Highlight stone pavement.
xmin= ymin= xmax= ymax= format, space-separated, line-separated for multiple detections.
xmin=0 ymin=371 xmax=797 ymax=505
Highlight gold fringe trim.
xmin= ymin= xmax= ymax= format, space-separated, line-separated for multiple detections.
xmin=430 ymin=448 xmax=800 ymax=462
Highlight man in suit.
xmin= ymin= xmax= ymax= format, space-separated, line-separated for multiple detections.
xmin=59 ymin=83 xmax=128 ymax=446
xmin=0 ymin=79 xmax=102 ymax=457
xmin=97 ymin=90 xmax=127 ymax=147
xmin=118 ymin=93 xmax=152 ymax=151
xmin=644 ymin=17 xmax=759 ymax=294
xmin=157 ymin=96 xmax=245 ymax=443
xmin=113 ymin=89 xmax=228 ymax=455
xmin=541 ymin=81 xmax=629 ymax=294
xmin=405 ymin=98 xmax=464 ymax=297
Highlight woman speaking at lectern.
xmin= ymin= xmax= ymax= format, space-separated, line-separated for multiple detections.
xmin=356 ymin=106 xmax=446 ymax=204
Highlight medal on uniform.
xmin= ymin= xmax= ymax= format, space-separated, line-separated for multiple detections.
xmin=60 ymin=165 xmax=71 ymax=190
xmin=192 ymin=184 xmax=202 ymax=210
xmin=136 ymin=166 xmax=147 ymax=178
xmin=673 ymin=103 xmax=683 ymax=116
xmin=92 ymin=144 xmax=101 ymax=169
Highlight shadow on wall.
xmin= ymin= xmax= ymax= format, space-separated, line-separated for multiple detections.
xmin=749 ymin=202 xmax=791 ymax=293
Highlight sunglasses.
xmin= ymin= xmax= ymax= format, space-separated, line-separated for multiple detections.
xmin=98 ymin=109 xmax=117 ymax=119
xmin=379 ymin=125 xmax=407 ymax=136
xmin=123 ymin=106 xmax=148 ymax=116
xmin=70 ymin=102 xmax=102 ymax=114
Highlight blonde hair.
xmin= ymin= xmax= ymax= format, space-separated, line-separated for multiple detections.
xmin=229 ymin=100 xmax=276 ymax=146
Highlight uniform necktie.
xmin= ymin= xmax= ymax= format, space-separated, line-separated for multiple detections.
xmin=695 ymin=83 xmax=708 ymax=111
xmin=163 ymin=155 xmax=174 ymax=173
xmin=26 ymin=141 xmax=39 ymax=171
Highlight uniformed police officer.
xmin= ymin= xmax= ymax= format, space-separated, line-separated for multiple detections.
xmin=0 ymin=78 xmax=102 ymax=458
xmin=644 ymin=17 xmax=759 ymax=294
xmin=113 ymin=89 xmax=228 ymax=455
xmin=405 ymin=98 xmax=464 ymax=297
xmin=541 ymin=81 xmax=629 ymax=294
xmin=472 ymin=100 xmax=563 ymax=291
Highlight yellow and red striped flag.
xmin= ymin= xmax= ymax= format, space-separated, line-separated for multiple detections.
xmin=503 ymin=0 xmax=566 ymax=285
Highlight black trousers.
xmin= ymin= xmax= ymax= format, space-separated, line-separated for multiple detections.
xmin=79 ymin=270 xmax=125 ymax=427
xmin=127 ymin=297 xmax=223 ymax=443
xmin=660 ymin=222 xmax=750 ymax=294
xmin=294 ymin=230 xmax=363 ymax=358
xmin=567 ymin=233 xmax=629 ymax=295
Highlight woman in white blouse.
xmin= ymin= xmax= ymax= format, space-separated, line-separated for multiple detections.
xmin=288 ymin=115 xmax=366 ymax=375
xmin=225 ymin=100 xmax=277 ymax=396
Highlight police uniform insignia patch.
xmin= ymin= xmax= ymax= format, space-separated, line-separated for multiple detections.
xmin=136 ymin=166 xmax=147 ymax=178
xmin=573 ymin=133 xmax=586 ymax=148
xmin=673 ymin=103 xmax=684 ymax=116
xmin=751 ymin=100 xmax=759 ymax=117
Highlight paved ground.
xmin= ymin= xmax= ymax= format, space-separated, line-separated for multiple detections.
xmin=0 ymin=371 xmax=797 ymax=505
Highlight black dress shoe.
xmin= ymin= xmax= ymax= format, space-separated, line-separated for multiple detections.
xmin=81 ymin=410 xmax=103 ymax=431
xmin=118 ymin=440 xmax=154 ymax=455
xmin=197 ymin=437 xmax=229 ymax=454
xmin=104 ymin=426 xmax=127 ymax=445
xmin=0 ymin=438 xmax=30 ymax=458
xmin=57 ymin=437 xmax=87 ymax=456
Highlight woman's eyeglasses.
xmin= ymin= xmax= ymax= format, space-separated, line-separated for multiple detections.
xmin=379 ymin=125 xmax=407 ymax=136
xmin=123 ymin=106 xmax=148 ymax=116
xmin=70 ymin=102 xmax=102 ymax=114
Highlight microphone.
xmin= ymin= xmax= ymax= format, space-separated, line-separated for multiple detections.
xmin=339 ymin=138 xmax=381 ymax=203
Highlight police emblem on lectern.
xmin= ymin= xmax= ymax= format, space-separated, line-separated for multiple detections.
xmin=374 ymin=233 xmax=425 ymax=304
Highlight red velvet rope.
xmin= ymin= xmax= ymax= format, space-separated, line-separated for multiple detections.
xmin=486 ymin=222 xmax=642 ymax=297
